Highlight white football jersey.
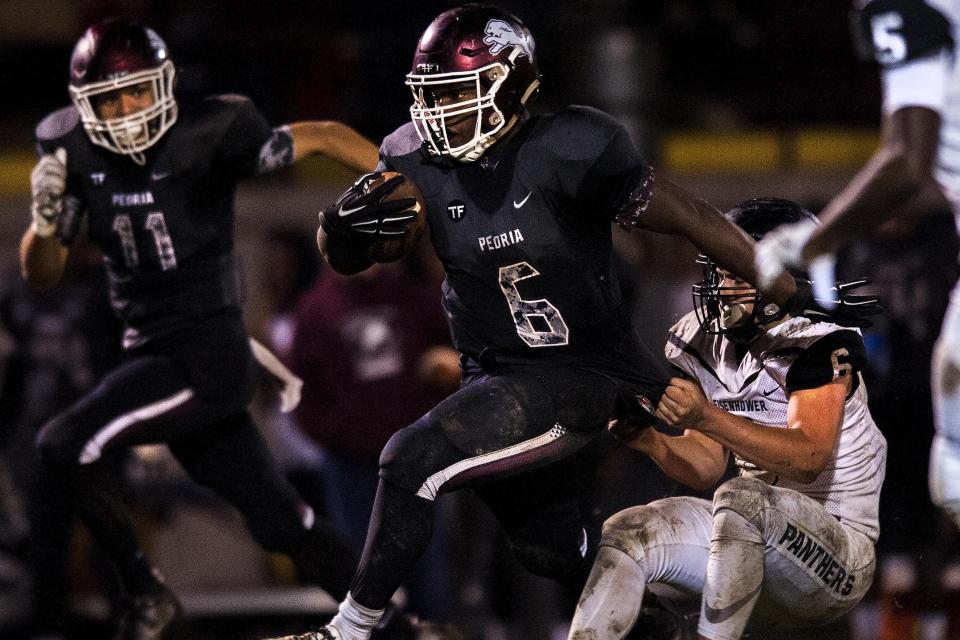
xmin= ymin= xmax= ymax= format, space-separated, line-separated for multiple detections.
xmin=665 ymin=312 xmax=887 ymax=541
xmin=859 ymin=0 xmax=960 ymax=224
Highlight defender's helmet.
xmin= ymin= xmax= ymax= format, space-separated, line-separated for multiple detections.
xmin=68 ymin=19 xmax=177 ymax=164
xmin=406 ymin=3 xmax=540 ymax=162
xmin=693 ymin=198 xmax=819 ymax=341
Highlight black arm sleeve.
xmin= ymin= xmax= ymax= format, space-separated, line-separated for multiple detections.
xmin=785 ymin=330 xmax=867 ymax=393
xmin=852 ymin=0 xmax=954 ymax=67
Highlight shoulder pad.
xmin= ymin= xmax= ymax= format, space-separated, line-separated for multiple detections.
xmin=557 ymin=105 xmax=622 ymax=130
xmin=853 ymin=0 xmax=954 ymax=67
xmin=668 ymin=310 xmax=702 ymax=343
xmin=766 ymin=316 xmax=841 ymax=345
xmin=380 ymin=122 xmax=423 ymax=160
xmin=665 ymin=310 xmax=704 ymax=359
xmin=541 ymin=105 xmax=622 ymax=136
xmin=36 ymin=106 xmax=81 ymax=143
xmin=208 ymin=93 xmax=255 ymax=106
xmin=784 ymin=329 xmax=867 ymax=393
xmin=200 ymin=94 xmax=257 ymax=118
xmin=527 ymin=105 xmax=625 ymax=158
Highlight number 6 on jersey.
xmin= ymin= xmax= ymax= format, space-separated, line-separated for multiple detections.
xmin=498 ymin=261 xmax=570 ymax=347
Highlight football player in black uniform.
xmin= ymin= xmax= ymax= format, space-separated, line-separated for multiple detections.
xmin=20 ymin=19 xmax=378 ymax=640
xmin=266 ymin=5 xmax=877 ymax=640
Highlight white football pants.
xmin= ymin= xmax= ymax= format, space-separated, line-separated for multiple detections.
xmin=568 ymin=477 xmax=875 ymax=640
xmin=931 ymin=282 xmax=960 ymax=529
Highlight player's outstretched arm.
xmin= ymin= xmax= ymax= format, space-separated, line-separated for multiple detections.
xmin=287 ymin=121 xmax=379 ymax=174
xmin=803 ymin=106 xmax=941 ymax=260
xmin=610 ymin=418 xmax=727 ymax=491
xmin=637 ymin=175 xmax=797 ymax=306
xmin=657 ymin=377 xmax=848 ymax=484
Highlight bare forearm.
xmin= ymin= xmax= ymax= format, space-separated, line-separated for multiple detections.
xmin=642 ymin=177 xmax=795 ymax=304
xmin=19 ymin=228 xmax=67 ymax=290
xmin=804 ymin=106 xmax=941 ymax=259
xmin=804 ymin=151 xmax=923 ymax=258
xmin=289 ymin=121 xmax=379 ymax=173
xmin=630 ymin=429 xmax=726 ymax=490
xmin=695 ymin=405 xmax=826 ymax=483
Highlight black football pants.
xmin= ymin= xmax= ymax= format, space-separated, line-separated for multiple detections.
xmin=35 ymin=315 xmax=357 ymax=599
xmin=349 ymin=363 xmax=623 ymax=610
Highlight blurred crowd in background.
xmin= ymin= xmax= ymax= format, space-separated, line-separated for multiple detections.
xmin=0 ymin=1 xmax=958 ymax=639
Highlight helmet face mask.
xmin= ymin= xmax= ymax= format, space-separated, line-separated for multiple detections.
xmin=406 ymin=4 xmax=540 ymax=163
xmin=692 ymin=198 xmax=817 ymax=342
xmin=68 ymin=20 xmax=177 ymax=165
xmin=70 ymin=60 xmax=176 ymax=164
xmin=693 ymin=259 xmax=784 ymax=342
xmin=407 ymin=59 xmax=513 ymax=161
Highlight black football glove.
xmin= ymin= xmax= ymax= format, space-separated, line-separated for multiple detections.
xmin=785 ymin=278 xmax=882 ymax=329
xmin=320 ymin=171 xmax=419 ymax=238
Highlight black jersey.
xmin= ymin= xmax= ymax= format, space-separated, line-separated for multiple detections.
xmin=35 ymin=95 xmax=272 ymax=348
xmin=379 ymin=106 xmax=667 ymax=389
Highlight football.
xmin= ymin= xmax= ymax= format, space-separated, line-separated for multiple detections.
xmin=364 ymin=171 xmax=427 ymax=263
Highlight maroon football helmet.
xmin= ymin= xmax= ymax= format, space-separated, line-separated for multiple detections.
xmin=406 ymin=3 xmax=540 ymax=162
xmin=68 ymin=18 xmax=177 ymax=164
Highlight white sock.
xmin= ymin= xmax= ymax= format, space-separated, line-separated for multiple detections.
xmin=328 ymin=592 xmax=385 ymax=640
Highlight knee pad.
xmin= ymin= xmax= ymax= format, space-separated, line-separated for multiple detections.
xmin=712 ymin=476 xmax=772 ymax=522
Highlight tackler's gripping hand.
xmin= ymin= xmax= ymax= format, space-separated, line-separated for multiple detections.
xmin=30 ymin=148 xmax=68 ymax=238
xmin=785 ymin=278 xmax=883 ymax=329
xmin=319 ymin=171 xmax=418 ymax=239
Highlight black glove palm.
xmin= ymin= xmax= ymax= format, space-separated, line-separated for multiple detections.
xmin=320 ymin=172 xmax=419 ymax=238
xmin=786 ymin=278 xmax=882 ymax=329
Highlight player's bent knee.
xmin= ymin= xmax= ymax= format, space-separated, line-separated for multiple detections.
xmin=378 ymin=418 xmax=435 ymax=493
xmin=600 ymin=505 xmax=658 ymax=555
xmin=713 ymin=476 xmax=772 ymax=520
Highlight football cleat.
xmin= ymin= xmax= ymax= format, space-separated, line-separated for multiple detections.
xmin=113 ymin=586 xmax=181 ymax=640
xmin=262 ymin=627 xmax=340 ymax=640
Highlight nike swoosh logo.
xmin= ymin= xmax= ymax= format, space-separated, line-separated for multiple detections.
xmin=702 ymin=583 xmax=763 ymax=624
xmin=339 ymin=203 xmax=366 ymax=217
xmin=150 ymin=171 xmax=171 ymax=181
xmin=513 ymin=191 xmax=532 ymax=208
xmin=761 ymin=387 xmax=779 ymax=397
